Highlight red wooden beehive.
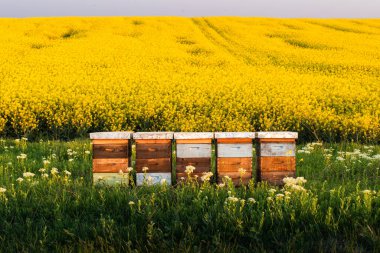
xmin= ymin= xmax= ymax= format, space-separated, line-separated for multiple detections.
xmin=255 ymin=132 xmax=298 ymax=185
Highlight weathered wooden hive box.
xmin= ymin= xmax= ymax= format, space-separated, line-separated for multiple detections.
xmin=133 ymin=132 xmax=173 ymax=185
xmin=90 ymin=132 xmax=132 ymax=185
xmin=215 ymin=132 xmax=255 ymax=185
xmin=174 ymin=132 xmax=213 ymax=182
xmin=255 ymin=132 xmax=298 ymax=185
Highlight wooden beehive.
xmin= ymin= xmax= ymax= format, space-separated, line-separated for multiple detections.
xmin=256 ymin=132 xmax=298 ymax=185
xmin=174 ymin=132 xmax=213 ymax=182
xmin=90 ymin=132 xmax=132 ymax=185
xmin=133 ymin=132 xmax=173 ymax=186
xmin=215 ymin=132 xmax=255 ymax=185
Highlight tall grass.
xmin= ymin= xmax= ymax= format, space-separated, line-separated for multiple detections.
xmin=0 ymin=139 xmax=379 ymax=252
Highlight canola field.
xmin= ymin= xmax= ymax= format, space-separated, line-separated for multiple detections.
xmin=0 ymin=17 xmax=379 ymax=141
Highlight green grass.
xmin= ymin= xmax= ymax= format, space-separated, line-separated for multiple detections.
xmin=0 ymin=139 xmax=379 ymax=252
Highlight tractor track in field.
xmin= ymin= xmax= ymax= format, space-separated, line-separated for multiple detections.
xmin=191 ymin=18 xmax=259 ymax=66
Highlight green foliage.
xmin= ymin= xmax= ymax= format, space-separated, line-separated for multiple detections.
xmin=0 ymin=139 xmax=379 ymax=252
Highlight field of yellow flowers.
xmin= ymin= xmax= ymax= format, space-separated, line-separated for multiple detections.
xmin=0 ymin=17 xmax=379 ymax=141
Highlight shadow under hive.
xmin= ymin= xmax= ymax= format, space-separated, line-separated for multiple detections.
xmin=256 ymin=132 xmax=298 ymax=185
xmin=133 ymin=132 xmax=173 ymax=185
xmin=90 ymin=132 xmax=132 ymax=185
xmin=215 ymin=132 xmax=255 ymax=186
xmin=174 ymin=132 xmax=213 ymax=182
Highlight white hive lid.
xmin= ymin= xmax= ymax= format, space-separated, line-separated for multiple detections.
xmin=89 ymin=131 xmax=132 ymax=139
xmin=214 ymin=132 xmax=255 ymax=139
xmin=174 ymin=132 xmax=214 ymax=139
xmin=255 ymin=131 xmax=298 ymax=139
xmin=133 ymin=132 xmax=174 ymax=139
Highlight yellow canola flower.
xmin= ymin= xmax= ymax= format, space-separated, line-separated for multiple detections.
xmin=0 ymin=17 xmax=378 ymax=142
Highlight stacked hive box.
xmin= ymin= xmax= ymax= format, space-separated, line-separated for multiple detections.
xmin=90 ymin=132 xmax=132 ymax=185
xmin=174 ymin=132 xmax=213 ymax=182
xmin=215 ymin=132 xmax=255 ymax=185
xmin=133 ymin=132 xmax=173 ymax=185
xmin=256 ymin=132 xmax=298 ymax=185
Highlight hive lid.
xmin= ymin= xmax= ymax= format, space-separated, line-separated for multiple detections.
xmin=89 ymin=131 xmax=132 ymax=139
xmin=255 ymin=131 xmax=298 ymax=139
xmin=133 ymin=132 xmax=174 ymax=139
xmin=214 ymin=132 xmax=255 ymax=139
xmin=174 ymin=132 xmax=214 ymax=139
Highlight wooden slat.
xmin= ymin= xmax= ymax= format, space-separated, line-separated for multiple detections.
xmin=92 ymin=139 xmax=129 ymax=145
xmin=135 ymin=139 xmax=172 ymax=144
xmin=176 ymin=144 xmax=212 ymax=158
xmin=259 ymin=142 xmax=296 ymax=157
xmin=176 ymin=158 xmax=211 ymax=172
xmin=217 ymin=138 xmax=252 ymax=144
xmin=259 ymin=171 xmax=296 ymax=185
xmin=217 ymin=143 xmax=252 ymax=158
xmin=136 ymin=173 xmax=172 ymax=186
xmin=258 ymin=157 xmax=296 ymax=172
xmin=258 ymin=138 xmax=296 ymax=143
xmin=93 ymin=144 xmax=129 ymax=159
xmin=93 ymin=158 xmax=129 ymax=173
xmin=136 ymin=143 xmax=171 ymax=159
xmin=93 ymin=158 xmax=129 ymax=164
xmin=135 ymin=158 xmax=171 ymax=172
xmin=217 ymin=158 xmax=252 ymax=172
xmin=176 ymin=139 xmax=212 ymax=144
xmin=93 ymin=173 xmax=129 ymax=186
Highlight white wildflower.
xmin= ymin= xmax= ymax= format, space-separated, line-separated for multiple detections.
xmin=227 ymin=196 xmax=239 ymax=202
xmin=238 ymin=167 xmax=246 ymax=175
xmin=17 ymin=153 xmax=27 ymax=160
xmin=16 ymin=177 xmax=24 ymax=183
xmin=185 ymin=165 xmax=196 ymax=174
xmin=201 ymin=172 xmax=213 ymax=182
xmin=51 ymin=167 xmax=59 ymax=175
xmin=23 ymin=172 xmax=35 ymax=178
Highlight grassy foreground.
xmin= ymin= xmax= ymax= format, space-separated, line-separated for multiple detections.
xmin=0 ymin=139 xmax=379 ymax=252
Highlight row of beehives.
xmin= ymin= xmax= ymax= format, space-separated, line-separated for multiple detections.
xmin=90 ymin=131 xmax=298 ymax=186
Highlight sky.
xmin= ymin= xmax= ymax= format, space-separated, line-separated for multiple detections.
xmin=0 ymin=0 xmax=379 ymax=18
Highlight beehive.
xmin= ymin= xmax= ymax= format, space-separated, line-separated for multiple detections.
xmin=133 ymin=132 xmax=173 ymax=185
xmin=256 ymin=132 xmax=298 ymax=185
xmin=174 ymin=132 xmax=213 ymax=182
xmin=215 ymin=132 xmax=255 ymax=185
xmin=90 ymin=132 xmax=132 ymax=185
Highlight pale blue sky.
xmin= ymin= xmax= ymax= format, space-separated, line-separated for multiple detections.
xmin=0 ymin=0 xmax=379 ymax=18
